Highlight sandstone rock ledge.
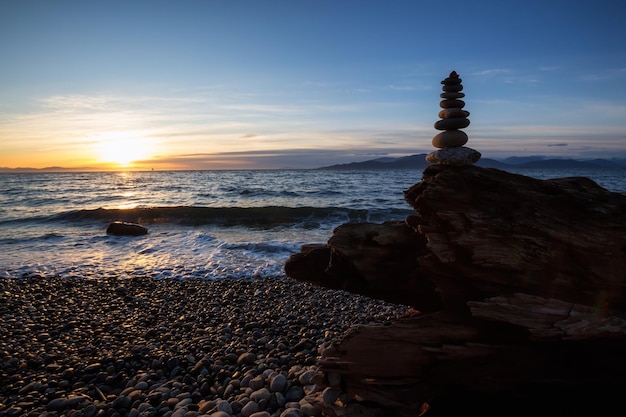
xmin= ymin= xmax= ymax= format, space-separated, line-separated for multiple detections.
xmin=285 ymin=164 xmax=626 ymax=417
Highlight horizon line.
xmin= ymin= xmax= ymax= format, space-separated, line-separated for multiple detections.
xmin=3 ymin=153 xmax=626 ymax=173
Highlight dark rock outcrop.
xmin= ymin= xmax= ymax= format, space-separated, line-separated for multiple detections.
xmin=287 ymin=164 xmax=626 ymax=311
xmin=106 ymin=221 xmax=148 ymax=236
xmin=405 ymin=164 xmax=626 ymax=312
xmin=285 ymin=221 xmax=441 ymax=312
xmin=285 ymin=164 xmax=626 ymax=417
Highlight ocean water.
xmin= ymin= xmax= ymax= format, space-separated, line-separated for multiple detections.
xmin=1 ymin=168 xmax=624 ymax=280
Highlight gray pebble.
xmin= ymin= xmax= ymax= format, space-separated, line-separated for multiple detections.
xmin=223 ymin=383 xmax=235 ymax=398
xmin=240 ymin=374 xmax=253 ymax=388
xmin=297 ymin=369 xmax=316 ymax=385
xmin=249 ymin=375 xmax=265 ymax=391
xmin=285 ymin=386 xmax=304 ymax=402
xmin=269 ymin=373 xmax=288 ymax=392
xmin=237 ymin=352 xmax=256 ymax=365
xmin=198 ymin=400 xmax=215 ymax=414
xmin=322 ymin=387 xmax=341 ymax=404
xmin=215 ymin=399 xmax=232 ymax=414
xmin=274 ymin=391 xmax=286 ymax=407
xmin=231 ymin=401 xmax=244 ymax=414
xmin=171 ymin=408 xmax=187 ymax=417
xmin=241 ymin=400 xmax=260 ymax=417
xmin=250 ymin=387 xmax=271 ymax=402
xmin=175 ymin=398 xmax=193 ymax=409
xmin=135 ymin=381 xmax=149 ymax=390
xmin=113 ymin=395 xmax=133 ymax=409
xmin=47 ymin=398 xmax=68 ymax=411
xmin=0 ymin=276 xmax=408 ymax=417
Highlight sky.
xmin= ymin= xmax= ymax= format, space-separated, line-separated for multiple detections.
xmin=1 ymin=0 xmax=625 ymax=170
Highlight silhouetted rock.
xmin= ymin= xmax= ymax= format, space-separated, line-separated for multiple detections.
xmin=285 ymin=222 xmax=441 ymax=311
xmin=405 ymin=164 xmax=626 ymax=311
xmin=426 ymin=71 xmax=480 ymax=165
xmin=288 ymin=164 xmax=626 ymax=311
xmin=286 ymin=164 xmax=626 ymax=417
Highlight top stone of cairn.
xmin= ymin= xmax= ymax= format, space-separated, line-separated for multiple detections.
xmin=426 ymin=71 xmax=481 ymax=165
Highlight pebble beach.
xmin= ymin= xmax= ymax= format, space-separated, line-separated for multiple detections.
xmin=0 ymin=275 xmax=408 ymax=417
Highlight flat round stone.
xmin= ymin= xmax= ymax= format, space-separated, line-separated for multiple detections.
xmin=439 ymin=99 xmax=465 ymax=109
xmin=432 ymin=130 xmax=468 ymax=148
xmin=440 ymin=92 xmax=465 ymax=99
xmin=442 ymin=84 xmax=463 ymax=92
xmin=426 ymin=147 xmax=481 ymax=165
xmin=441 ymin=78 xmax=462 ymax=85
xmin=434 ymin=118 xmax=470 ymax=131
xmin=438 ymin=108 xmax=470 ymax=119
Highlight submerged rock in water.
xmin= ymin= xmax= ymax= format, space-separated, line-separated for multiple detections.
xmin=106 ymin=221 xmax=148 ymax=236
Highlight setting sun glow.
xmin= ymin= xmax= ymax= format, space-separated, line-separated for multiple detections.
xmin=1 ymin=2 xmax=626 ymax=172
xmin=95 ymin=132 xmax=152 ymax=168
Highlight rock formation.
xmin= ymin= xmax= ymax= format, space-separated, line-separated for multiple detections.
xmin=284 ymin=71 xmax=626 ymax=416
xmin=286 ymin=165 xmax=626 ymax=416
xmin=286 ymin=165 xmax=626 ymax=312
xmin=426 ymin=71 xmax=481 ymax=165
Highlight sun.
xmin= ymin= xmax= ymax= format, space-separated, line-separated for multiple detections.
xmin=95 ymin=131 xmax=152 ymax=167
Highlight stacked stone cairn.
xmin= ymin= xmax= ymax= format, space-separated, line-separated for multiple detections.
xmin=426 ymin=71 xmax=481 ymax=165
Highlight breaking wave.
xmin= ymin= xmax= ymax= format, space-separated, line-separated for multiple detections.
xmin=49 ymin=205 xmax=413 ymax=227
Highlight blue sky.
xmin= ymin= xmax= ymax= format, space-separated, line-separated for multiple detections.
xmin=1 ymin=0 xmax=625 ymax=170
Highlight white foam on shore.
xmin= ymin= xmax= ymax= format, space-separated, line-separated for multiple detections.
xmin=0 ymin=223 xmax=323 ymax=280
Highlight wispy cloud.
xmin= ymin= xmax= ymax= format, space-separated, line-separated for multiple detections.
xmin=3 ymin=68 xmax=626 ymax=169
xmin=472 ymin=68 xmax=512 ymax=77
xmin=470 ymin=68 xmax=539 ymax=85
xmin=503 ymin=76 xmax=538 ymax=84
xmin=137 ymin=147 xmax=427 ymax=170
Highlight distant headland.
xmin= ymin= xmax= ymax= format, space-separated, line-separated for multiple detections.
xmin=316 ymin=154 xmax=626 ymax=170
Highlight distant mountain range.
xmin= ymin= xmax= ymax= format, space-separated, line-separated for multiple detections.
xmin=317 ymin=154 xmax=626 ymax=170
xmin=2 ymin=155 xmax=626 ymax=172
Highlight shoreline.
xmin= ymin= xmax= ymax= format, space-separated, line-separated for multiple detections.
xmin=0 ymin=275 xmax=408 ymax=417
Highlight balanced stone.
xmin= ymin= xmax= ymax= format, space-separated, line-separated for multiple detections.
xmin=441 ymin=73 xmax=462 ymax=84
xmin=440 ymin=92 xmax=465 ymax=99
xmin=434 ymin=118 xmax=470 ymax=131
xmin=438 ymin=108 xmax=469 ymax=119
xmin=432 ymin=130 xmax=468 ymax=148
xmin=442 ymin=83 xmax=463 ymax=92
xmin=439 ymin=99 xmax=465 ymax=109
xmin=426 ymin=70 xmax=480 ymax=165
xmin=426 ymin=147 xmax=481 ymax=165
